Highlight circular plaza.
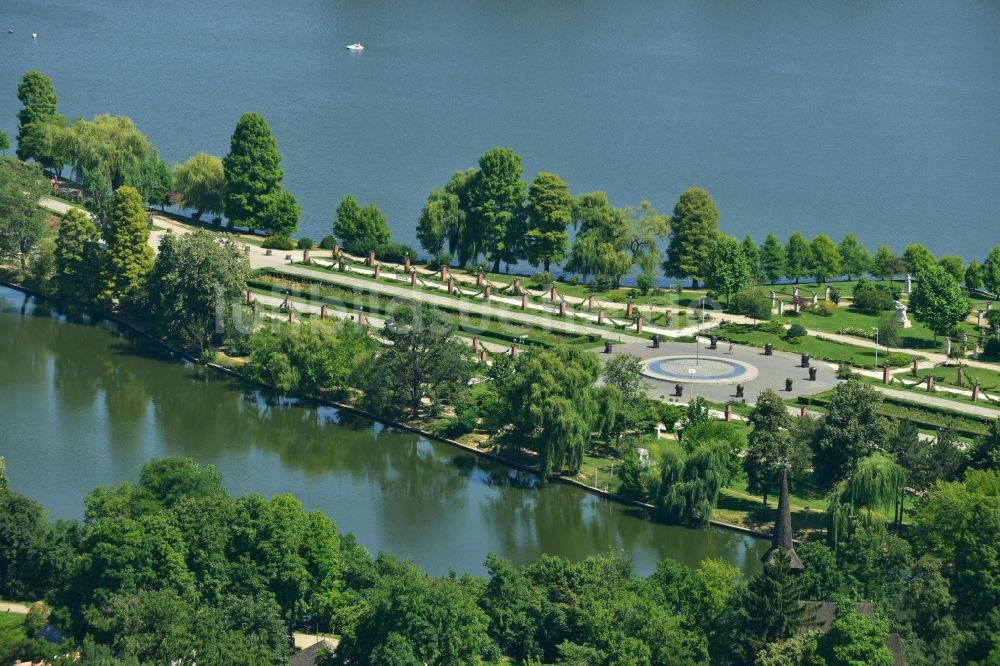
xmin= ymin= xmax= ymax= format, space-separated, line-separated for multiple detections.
xmin=642 ymin=355 xmax=759 ymax=385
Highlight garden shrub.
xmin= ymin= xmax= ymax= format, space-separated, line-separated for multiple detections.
xmin=434 ymin=404 xmax=479 ymax=439
xmin=756 ymin=320 xmax=785 ymax=335
xmin=786 ymin=323 xmax=808 ymax=339
xmin=319 ymin=235 xmax=337 ymax=250
xmin=886 ymin=352 xmax=911 ymax=367
xmin=807 ymin=300 xmax=838 ymax=316
xmin=983 ymin=338 xmax=1000 ymax=359
xmin=262 ymin=235 xmax=295 ymax=250
xmin=828 ymin=287 xmax=841 ymax=304
xmin=786 ymin=336 xmax=804 ymax=345
xmin=837 ymin=326 xmax=875 ymax=340
xmin=530 ymin=271 xmax=555 ymax=290
xmin=377 ymin=242 xmax=417 ymax=263
xmin=428 ymin=250 xmax=452 ymax=269
xmin=730 ymin=289 xmax=772 ymax=320
xmin=852 ymin=279 xmax=897 ymax=311
xmin=297 ymin=237 xmax=314 ymax=250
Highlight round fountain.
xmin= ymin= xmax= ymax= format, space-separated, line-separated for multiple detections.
xmin=642 ymin=355 xmax=758 ymax=385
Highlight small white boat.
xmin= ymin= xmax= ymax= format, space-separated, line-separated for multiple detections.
xmin=346 ymin=42 xmax=364 ymax=51
xmin=32 ymin=33 xmax=37 ymax=39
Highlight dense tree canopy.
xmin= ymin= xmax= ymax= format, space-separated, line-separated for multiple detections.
xmin=565 ymin=192 xmax=633 ymax=288
xmin=838 ymin=234 xmax=871 ymax=280
xmin=663 ymin=187 xmax=720 ymax=287
xmin=333 ymin=195 xmax=392 ymax=256
xmin=759 ymin=232 xmax=786 ymax=284
xmin=909 ymin=265 xmax=970 ymax=339
xmin=97 ymin=186 xmax=154 ymax=309
xmin=705 ymin=234 xmax=753 ymax=303
xmin=784 ymin=232 xmax=812 ymax=284
xmin=467 ymin=147 xmax=526 ymax=271
xmin=744 ymin=389 xmax=792 ymax=507
xmin=172 ymin=152 xmax=226 ymax=219
xmin=15 ymin=70 xmax=61 ymax=167
xmin=809 ymin=233 xmax=842 ymax=283
xmin=524 ymin=172 xmax=572 ymax=272
xmin=146 ymin=230 xmax=251 ymax=350
xmin=223 ymin=112 xmax=298 ymax=235
xmin=0 ymin=157 xmax=49 ymax=272
xmin=902 ymin=243 xmax=937 ymax=278
xmin=52 ymin=208 xmax=102 ymax=312
xmin=983 ymin=245 xmax=1000 ymax=296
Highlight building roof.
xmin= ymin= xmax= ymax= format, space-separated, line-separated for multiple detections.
xmin=761 ymin=466 xmax=803 ymax=570
xmin=799 ymin=601 xmax=906 ymax=666
xmin=290 ymin=639 xmax=336 ymax=666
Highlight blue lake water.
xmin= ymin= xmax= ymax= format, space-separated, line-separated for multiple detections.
xmin=2 ymin=0 xmax=998 ymax=261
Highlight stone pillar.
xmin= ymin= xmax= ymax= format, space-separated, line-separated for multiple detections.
xmin=972 ymin=383 xmax=981 ymax=402
xmin=484 ymin=284 xmax=491 ymax=302
xmin=800 ymin=404 xmax=808 ymax=418
xmin=559 ymin=301 xmax=567 ymax=317
xmin=320 ymin=304 xmax=327 ymax=320
xmin=550 ymin=287 xmax=558 ymax=303
xmin=448 ymin=278 xmax=455 ymax=295
xmin=374 ymin=264 xmax=381 ymax=280
xmin=978 ymin=310 xmax=984 ymax=327
xmin=480 ymin=350 xmax=488 ymax=364
xmin=793 ymin=286 xmax=799 ymax=298
xmin=825 ymin=285 xmax=831 ymax=300
xmin=338 ymin=256 xmax=345 ymax=271
xmin=912 ymin=358 xmax=919 ymax=376
xmin=368 ymin=250 xmax=376 ymax=266
xmin=333 ymin=243 xmax=340 ymax=257
xmin=636 ymin=317 xmax=643 ymax=334
xmin=512 ymin=278 xmax=521 ymax=292
xmin=439 ymin=265 xmax=449 ymax=282
xmin=303 ymin=249 xmax=310 ymax=263
xmin=988 ymin=301 xmax=994 ymax=311
xmin=905 ymin=274 xmax=912 ymax=295
xmin=777 ymin=299 xmax=784 ymax=314
xmin=812 ymin=293 xmax=818 ymax=306
xmin=926 ymin=375 xmax=935 ymax=391
xmin=510 ymin=344 xmax=519 ymax=358
xmin=246 ymin=290 xmax=254 ymax=305
xmin=882 ymin=364 xmax=891 ymax=384
xmin=597 ymin=309 xmax=605 ymax=325
xmin=472 ymin=337 xmax=479 ymax=352
xmin=957 ymin=365 xmax=965 ymax=386
xmin=521 ymin=293 xmax=528 ymax=310
xmin=725 ymin=403 xmax=733 ymax=422
xmin=404 ymin=256 xmax=411 ymax=272
xmin=587 ymin=294 xmax=595 ymax=310
xmin=358 ymin=311 xmax=366 ymax=326
xmin=770 ymin=290 xmax=776 ymax=308
xmin=626 ymin=301 xmax=633 ymax=318
xmin=945 ymin=337 xmax=952 ymax=355
xmin=282 ymin=296 xmax=291 ymax=310
xmin=288 ymin=310 xmax=295 ymax=322
xmin=476 ymin=271 xmax=484 ymax=287
xmin=410 ymin=271 xmax=418 ymax=287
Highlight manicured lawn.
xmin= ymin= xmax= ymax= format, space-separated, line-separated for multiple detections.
xmin=719 ymin=324 xmax=903 ymax=369
xmin=911 ymin=365 xmax=1000 ymax=391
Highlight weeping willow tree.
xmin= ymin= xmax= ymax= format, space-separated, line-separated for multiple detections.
xmin=827 ymin=453 xmax=907 ymax=548
xmin=655 ymin=442 xmax=731 ymax=527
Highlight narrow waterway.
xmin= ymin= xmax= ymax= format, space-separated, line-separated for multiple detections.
xmin=0 ymin=286 xmax=765 ymax=575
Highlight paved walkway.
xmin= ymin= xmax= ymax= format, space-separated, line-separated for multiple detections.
xmin=873 ymin=386 xmax=1000 ymax=419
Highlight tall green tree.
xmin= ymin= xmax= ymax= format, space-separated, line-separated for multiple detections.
xmin=146 ymin=231 xmax=251 ymax=350
xmin=744 ymin=389 xmax=792 ymax=507
xmin=53 ymin=208 xmax=102 ymax=313
xmin=760 ymin=232 xmax=786 ymax=284
xmin=416 ymin=187 xmax=461 ymax=257
xmin=625 ymin=201 xmax=670 ymax=292
xmin=910 ymin=265 xmax=970 ymax=339
xmin=663 ymin=187 xmax=720 ymax=287
xmin=809 ymin=234 xmax=841 ymax=283
xmin=123 ymin=148 xmax=171 ymax=210
xmin=902 ymin=243 xmax=937 ymax=278
xmin=361 ymin=306 xmax=472 ymax=418
xmin=938 ymin=255 xmax=965 ymax=283
xmin=784 ymin=232 xmax=812 ymax=284
xmin=98 ymin=186 xmax=154 ymax=309
xmin=468 ymin=147 xmax=526 ymax=271
xmin=742 ymin=235 xmax=762 ymax=280
xmin=64 ymin=115 xmax=151 ymax=192
xmin=502 ymin=347 xmax=599 ymax=477
xmin=0 ymin=157 xmax=48 ymax=272
xmin=223 ymin=112 xmax=294 ymax=234
xmin=729 ymin=551 xmax=806 ymax=665
xmin=705 ymin=235 xmax=753 ymax=304
xmin=983 ymin=245 xmax=1000 ymax=296
xmin=524 ymin=172 xmax=572 ymax=272
xmin=964 ymin=259 xmax=983 ymax=290
xmin=818 ymin=609 xmax=893 ymax=666
xmin=0 ymin=131 xmax=9 ymax=155
xmin=15 ymin=70 xmax=61 ymax=166
xmin=172 ymin=152 xmax=226 ymax=220
xmin=811 ymin=379 xmax=895 ymax=490
xmin=565 ymin=192 xmax=632 ymax=288
xmin=838 ymin=234 xmax=871 ymax=280
xmin=333 ymin=195 xmax=391 ymax=255
xmin=872 ymin=244 xmax=903 ymax=282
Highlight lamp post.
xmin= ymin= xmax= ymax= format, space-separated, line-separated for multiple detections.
xmin=871 ymin=327 xmax=879 ymax=367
